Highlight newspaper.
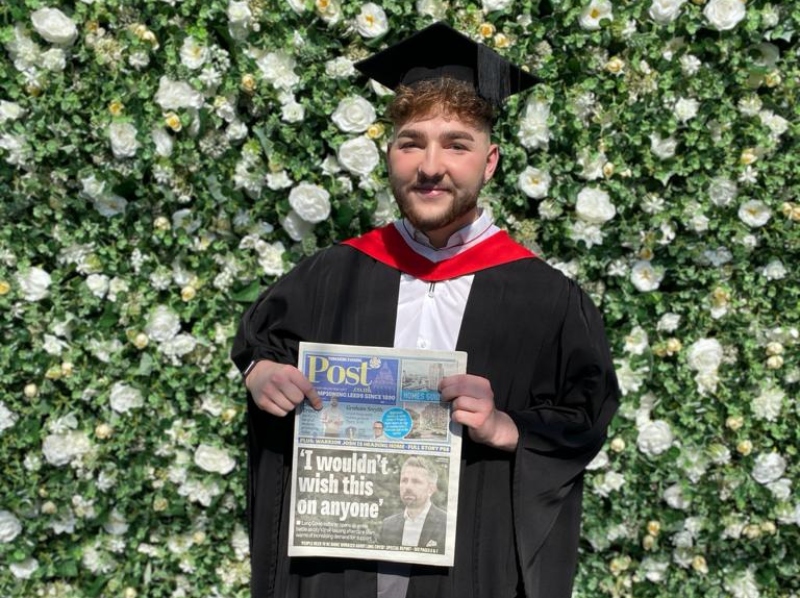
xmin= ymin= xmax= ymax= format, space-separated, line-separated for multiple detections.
xmin=288 ymin=342 xmax=466 ymax=567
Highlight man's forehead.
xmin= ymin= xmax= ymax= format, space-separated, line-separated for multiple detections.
xmin=395 ymin=116 xmax=488 ymax=140
xmin=401 ymin=464 xmax=430 ymax=477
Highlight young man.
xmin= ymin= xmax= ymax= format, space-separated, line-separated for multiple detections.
xmin=232 ymin=22 xmax=619 ymax=598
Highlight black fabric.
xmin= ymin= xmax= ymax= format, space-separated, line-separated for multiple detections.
xmin=353 ymin=22 xmax=537 ymax=105
xmin=231 ymin=244 xmax=619 ymax=598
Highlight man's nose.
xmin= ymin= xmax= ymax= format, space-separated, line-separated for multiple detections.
xmin=418 ymin=147 xmax=445 ymax=180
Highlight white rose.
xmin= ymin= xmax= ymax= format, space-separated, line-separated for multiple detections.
xmin=257 ymin=241 xmax=286 ymax=276
xmin=194 ymin=444 xmax=236 ymax=475
xmin=42 ymin=431 xmax=92 ymax=466
xmin=154 ymin=77 xmax=204 ymax=110
xmin=40 ymin=47 xmax=66 ymax=71
xmin=281 ymin=210 xmax=314 ymax=242
xmin=641 ymin=558 xmax=670 ymax=583
xmin=228 ymin=0 xmax=253 ymax=23
xmin=630 ymin=260 xmax=663 ymax=292
xmin=663 ymin=483 xmax=690 ymax=510
xmin=680 ymin=54 xmax=701 ymax=76
xmin=586 ymin=450 xmax=610 ymax=471
xmin=108 ymin=122 xmax=140 ymax=159
xmin=160 ymin=333 xmax=198 ymax=358
xmin=288 ymin=183 xmax=331 ymax=224
xmin=751 ymin=452 xmax=786 ymax=485
xmin=760 ymin=259 xmax=786 ymax=281
xmin=738 ymin=200 xmax=771 ymax=228
xmin=686 ymin=338 xmax=723 ymax=372
xmin=255 ymin=51 xmax=300 ymax=90
xmin=9 ymin=558 xmax=39 ymax=580
xmin=145 ymin=305 xmax=181 ymax=343
xmin=267 ymin=170 xmax=293 ymax=190
xmin=80 ymin=174 xmax=105 ymax=199
xmin=152 ymin=128 xmax=174 ymax=157
xmin=93 ymin=194 xmax=128 ymax=218
xmin=416 ymin=0 xmax=447 ymax=18
xmin=180 ymin=36 xmax=208 ymax=70
xmin=703 ymin=0 xmax=746 ymax=31
xmin=286 ymin=0 xmax=306 ymax=13
xmin=575 ymin=187 xmax=616 ymax=224
xmin=576 ymin=149 xmax=606 ymax=180
xmin=356 ymin=3 xmax=389 ymax=38
xmin=226 ymin=120 xmax=248 ymax=142
xmin=280 ymin=100 xmax=305 ymax=123
xmin=656 ymin=313 xmax=680 ymax=332
xmin=518 ymin=166 xmax=551 ymax=199
xmin=0 ymin=401 xmax=18 ymax=434
xmin=0 ymin=510 xmax=22 ymax=543
xmin=337 ymin=136 xmax=380 ymax=177
xmin=17 ymin=266 xmax=52 ymax=301
xmin=579 ymin=0 xmax=613 ymax=31
xmin=31 ymin=8 xmax=78 ymax=46
xmin=708 ymin=177 xmax=737 ymax=207
xmin=649 ymin=0 xmax=686 ymax=24
xmin=752 ymin=386 xmax=784 ymax=421
xmin=316 ymin=0 xmax=342 ymax=24
xmin=109 ymin=382 xmax=144 ymax=414
xmin=674 ymin=97 xmax=699 ymax=123
xmin=43 ymin=334 xmax=68 ymax=356
xmin=325 ymin=57 xmax=355 ymax=79
xmin=759 ymin=110 xmax=789 ymax=139
xmin=650 ymin=133 xmax=677 ymax=160
xmin=593 ymin=471 xmax=625 ymax=497
xmin=637 ymin=420 xmax=674 ymax=456
xmin=0 ymin=100 xmax=25 ymax=123
xmin=518 ymin=99 xmax=551 ymax=150
xmin=570 ymin=221 xmax=604 ymax=248
xmin=103 ymin=509 xmax=129 ymax=536
xmin=331 ymin=96 xmax=376 ymax=133
xmin=624 ymin=326 xmax=649 ymax=355
xmin=483 ymin=0 xmax=514 ymax=12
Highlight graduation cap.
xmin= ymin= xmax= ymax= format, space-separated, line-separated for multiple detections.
xmin=354 ymin=22 xmax=537 ymax=106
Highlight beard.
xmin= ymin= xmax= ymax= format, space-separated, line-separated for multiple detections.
xmin=389 ymin=172 xmax=483 ymax=234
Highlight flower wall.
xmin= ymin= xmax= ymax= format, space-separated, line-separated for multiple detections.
xmin=0 ymin=0 xmax=798 ymax=596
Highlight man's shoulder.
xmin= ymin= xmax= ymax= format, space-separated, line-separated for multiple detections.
xmin=427 ymin=503 xmax=448 ymax=522
xmin=381 ymin=511 xmax=405 ymax=526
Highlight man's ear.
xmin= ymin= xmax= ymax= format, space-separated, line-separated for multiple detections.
xmin=483 ymin=143 xmax=500 ymax=183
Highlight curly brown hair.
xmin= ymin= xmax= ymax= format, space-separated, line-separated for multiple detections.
xmin=387 ymin=78 xmax=495 ymax=133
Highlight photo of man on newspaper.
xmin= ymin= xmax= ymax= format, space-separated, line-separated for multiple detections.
xmin=378 ymin=456 xmax=446 ymax=554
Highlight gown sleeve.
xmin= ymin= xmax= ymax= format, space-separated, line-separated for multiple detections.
xmin=509 ymin=277 xmax=619 ymax=596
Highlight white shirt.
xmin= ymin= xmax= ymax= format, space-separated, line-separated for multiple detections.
xmin=392 ymin=212 xmax=501 ymax=351
xmin=401 ymin=501 xmax=432 ymax=547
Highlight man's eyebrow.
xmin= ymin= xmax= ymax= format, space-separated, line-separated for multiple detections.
xmin=395 ymin=128 xmax=476 ymax=142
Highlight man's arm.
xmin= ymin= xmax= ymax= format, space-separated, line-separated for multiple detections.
xmin=245 ymin=359 xmax=323 ymax=416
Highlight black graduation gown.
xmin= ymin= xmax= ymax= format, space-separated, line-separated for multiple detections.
xmin=231 ymin=243 xmax=619 ymax=598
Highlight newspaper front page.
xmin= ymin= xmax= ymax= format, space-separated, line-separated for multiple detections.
xmin=288 ymin=342 xmax=466 ymax=567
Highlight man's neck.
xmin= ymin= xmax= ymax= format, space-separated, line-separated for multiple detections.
xmin=405 ymin=500 xmax=431 ymax=520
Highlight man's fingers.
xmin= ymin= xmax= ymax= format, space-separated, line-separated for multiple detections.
xmin=439 ymin=374 xmax=493 ymax=403
xmin=247 ymin=361 xmax=321 ymax=414
xmin=278 ymin=367 xmax=323 ymax=410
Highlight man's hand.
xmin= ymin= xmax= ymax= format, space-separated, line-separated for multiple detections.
xmin=245 ymin=360 xmax=323 ymax=417
xmin=439 ymin=374 xmax=519 ymax=452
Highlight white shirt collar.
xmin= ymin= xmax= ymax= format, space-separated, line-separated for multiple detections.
xmin=404 ymin=500 xmax=432 ymax=523
xmin=393 ymin=210 xmax=500 ymax=263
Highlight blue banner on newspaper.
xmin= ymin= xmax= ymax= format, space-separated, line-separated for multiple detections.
xmin=302 ymin=351 xmax=400 ymax=405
